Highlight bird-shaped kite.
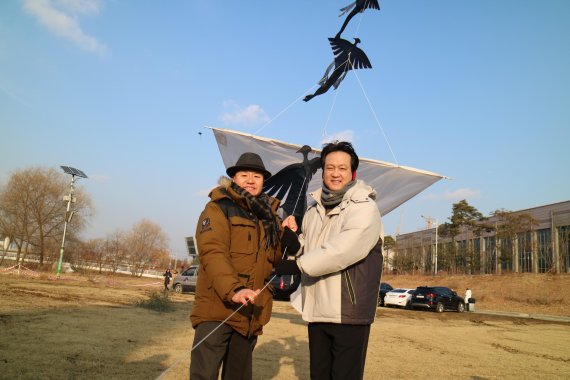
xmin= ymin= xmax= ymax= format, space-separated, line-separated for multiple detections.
xmin=263 ymin=145 xmax=321 ymax=227
xmin=303 ymin=37 xmax=372 ymax=102
xmin=336 ymin=0 xmax=380 ymax=39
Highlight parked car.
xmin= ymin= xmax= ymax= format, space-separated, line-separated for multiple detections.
xmin=172 ymin=265 xmax=199 ymax=293
xmin=378 ymin=282 xmax=394 ymax=306
xmin=410 ymin=286 xmax=465 ymax=313
xmin=270 ymin=273 xmax=300 ymax=301
xmin=384 ymin=288 xmax=415 ymax=308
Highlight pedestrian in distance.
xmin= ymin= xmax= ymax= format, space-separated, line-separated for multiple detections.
xmin=465 ymin=288 xmax=472 ymax=310
xmin=163 ymin=268 xmax=172 ymax=291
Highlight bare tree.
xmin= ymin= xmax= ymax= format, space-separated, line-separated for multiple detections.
xmin=104 ymin=229 xmax=127 ymax=274
xmin=0 ymin=176 xmax=35 ymax=264
xmin=0 ymin=167 xmax=93 ymax=266
xmin=125 ymin=219 xmax=169 ymax=277
xmin=74 ymin=238 xmax=106 ymax=273
xmin=151 ymin=249 xmax=171 ymax=271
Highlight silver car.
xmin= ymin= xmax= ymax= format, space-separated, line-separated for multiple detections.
xmin=172 ymin=265 xmax=199 ymax=293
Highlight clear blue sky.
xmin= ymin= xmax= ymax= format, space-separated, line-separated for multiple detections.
xmin=1 ymin=1 xmax=569 ymax=259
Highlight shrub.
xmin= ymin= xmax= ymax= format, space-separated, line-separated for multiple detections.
xmin=137 ymin=291 xmax=174 ymax=312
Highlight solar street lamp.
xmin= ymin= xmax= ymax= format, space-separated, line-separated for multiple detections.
xmin=56 ymin=166 xmax=88 ymax=277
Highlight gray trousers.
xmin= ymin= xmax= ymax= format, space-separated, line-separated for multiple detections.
xmin=190 ymin=322 xmax=257 ymax=380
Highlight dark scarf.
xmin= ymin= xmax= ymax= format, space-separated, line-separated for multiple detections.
xmin=321 ymin=180 xmax=357 ymax=209
xmin=230 ymin=182 xmax=280 ymax=249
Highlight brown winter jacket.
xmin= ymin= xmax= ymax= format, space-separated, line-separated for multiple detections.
xmin=190 ymin=177 xmax=283 ymax=337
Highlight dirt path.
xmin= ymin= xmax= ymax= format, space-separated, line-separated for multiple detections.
xmin=1 ymin=273 xmax=569 ymax=379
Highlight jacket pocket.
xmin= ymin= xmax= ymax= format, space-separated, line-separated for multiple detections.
xmin=229 ymin=219 xmax=256 ymax=255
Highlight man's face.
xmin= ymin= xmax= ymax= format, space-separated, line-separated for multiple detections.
xmin=233 ymin=170 xmax=264 ymax=196
xmin=323 ymin=151 xmax=352 ymax=191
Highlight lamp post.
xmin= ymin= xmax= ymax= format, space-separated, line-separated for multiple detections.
xmin=56 ymin=166 xmax=87 ymax=277
xmin=422 ymin=215 xmax=438 ymax=276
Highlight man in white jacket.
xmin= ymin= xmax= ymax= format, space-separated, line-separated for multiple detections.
xmin=276 ymin=141 xmax=383 ymax=380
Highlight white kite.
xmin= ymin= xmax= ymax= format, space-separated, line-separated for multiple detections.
xmin=209 ymin=126 xmax=445 ymax=218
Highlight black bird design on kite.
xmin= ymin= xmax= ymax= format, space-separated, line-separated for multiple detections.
xmin=303 ymin=37 xmax=372 ymax=102
xmin=263 ymin=145 xmax=321 ymax=227
xmin=336 ymin=0 xmax=381 ymax=39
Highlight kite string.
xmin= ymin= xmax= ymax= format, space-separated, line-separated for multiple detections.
xmin=155 ymin=272 xmax=280 ymax=380
xmin=354 ymin=9 xmax=365 ymax=38
xmin=350 ymin=64 xmax=399 ymax=165
xmin=254 ymin=84 xmax=318 ymax=135
xmin=322 ymin=81 xmax=341 ymax=140
xmin=290 ymin=175 xmax=308 ymax=214
xmin=321 ymin=56 xmax=355 ymax=141
xmin=256 ymin=53 xmax=352 ymax=138
xmin=343 ymin=11 xmax=398 ymax=165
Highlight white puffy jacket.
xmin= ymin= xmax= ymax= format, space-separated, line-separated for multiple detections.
xmin=297 ymin=180 xmax=383 ymax=324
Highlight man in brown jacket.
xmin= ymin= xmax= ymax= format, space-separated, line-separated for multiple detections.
xmin=190 ymin=152 xmax=298 ymax=380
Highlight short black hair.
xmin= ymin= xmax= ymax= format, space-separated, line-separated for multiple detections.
xmin=320 ymin=141 xmax=359 ymax=172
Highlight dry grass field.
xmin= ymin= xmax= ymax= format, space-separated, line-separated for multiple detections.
xmin=0 ymin=270 xmax=569 ymax=379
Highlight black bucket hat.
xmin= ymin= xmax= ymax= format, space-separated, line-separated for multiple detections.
xmin=226 ymin=152 xmax=272 ymax=179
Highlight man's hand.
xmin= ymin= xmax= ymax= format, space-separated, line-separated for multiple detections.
xmin=282 ymin=215 xmax=298 ymax=232
xmin=231 ymin=288 xmax=261 ymax=305
xmin=281 ymin=227 xmax=301 ymax=256
xmin=275 ymin=259 xmax=301 ymax=275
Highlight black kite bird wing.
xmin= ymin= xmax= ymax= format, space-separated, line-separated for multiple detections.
xmin=263 ymin=145 xmax=320 ymax=227
xmin=337 ymin=0 xmax=381 ymax=39
xmin=330 ymin=37 xmax=372 ymax=71
xmin=303 ymin=38 xmax=371 ymax=102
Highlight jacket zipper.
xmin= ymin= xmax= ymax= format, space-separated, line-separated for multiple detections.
xmin=344 ymin=270 xmax=356 ymax=305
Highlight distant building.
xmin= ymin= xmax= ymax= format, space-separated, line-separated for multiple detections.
xmin=394 ymin=200 xmax=570 ymax=275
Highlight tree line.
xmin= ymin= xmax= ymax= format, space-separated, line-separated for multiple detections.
xmin=0 ymin=167 xmax=171 ymax=276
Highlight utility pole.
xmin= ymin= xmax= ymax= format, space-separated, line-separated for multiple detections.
xmin=56 ymin=166 xmax=87 ymax=277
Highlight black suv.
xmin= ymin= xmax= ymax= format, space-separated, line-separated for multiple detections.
xmin=378 ymin=282 xmax=394 ymax=307
xmin=410 ymin=286 xmax=465 ymax=313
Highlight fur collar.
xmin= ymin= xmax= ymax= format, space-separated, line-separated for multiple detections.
xmin=218 ymin=176 xmax=232 ymax=189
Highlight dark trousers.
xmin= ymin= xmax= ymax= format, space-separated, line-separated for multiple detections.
xmin=190 ymin=322 xmax=257 ymax=380
xmin=308 ymin=322 xmax=371 ymax=380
